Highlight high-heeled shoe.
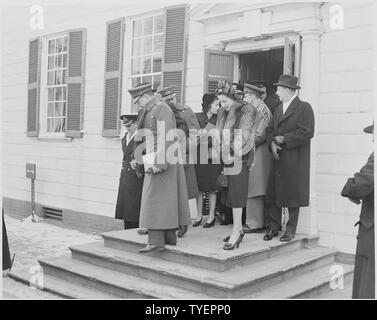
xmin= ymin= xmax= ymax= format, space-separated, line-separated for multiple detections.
xmin=203 ymin=218 xmax=215 ymax=228
xmin=192 ymin=217 xmax=202 ymax=227
xmin=223 ymin=235 xmax=230 ymax=242
xmin=223 ymin=230 xmax=245 ymax=250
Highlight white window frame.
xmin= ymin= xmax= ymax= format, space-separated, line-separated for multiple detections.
xmin=39 ymin=31 xmax=69 ymax=138
xmin=123 ymin=10 xmax=164 ymax=114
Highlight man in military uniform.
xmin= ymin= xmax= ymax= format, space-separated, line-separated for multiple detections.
xmin=341 ymin=123 xmax=374 ymax=299
xmin=128 ymin=83 xmax=191 ymax=253
xmin=242 ymin=83 xmax=272 ymax=234
xmin=157 ymin=85 xmax=200 ymax=238
xmin=247 ymin=80 xmax=281 ymax=115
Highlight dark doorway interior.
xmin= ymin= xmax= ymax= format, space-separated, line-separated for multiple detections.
xmin=239 ymin=48 xmax=284 ymax=92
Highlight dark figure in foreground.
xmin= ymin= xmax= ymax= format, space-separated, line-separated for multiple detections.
xmin=115 ymin=114 xmax=143 ymax=229
xmin=341 ymin=123 xmax=374 ymax=299
xmin=3 ymin=209 xmax=12 ymax=274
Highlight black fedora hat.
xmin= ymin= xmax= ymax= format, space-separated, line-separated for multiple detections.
xmin=363 ymin=122 xmax=374 ymax=134
xmin=274 ymin=74 xmax=301 ymax=89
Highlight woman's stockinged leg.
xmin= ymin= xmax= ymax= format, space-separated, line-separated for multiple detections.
xmin=207 ymin=192 xmax=217 ymax=222
xmin=196 ymin=192 xmax=203 ymax=221
xmin=229 ymin=207 xmax=243 ymax=244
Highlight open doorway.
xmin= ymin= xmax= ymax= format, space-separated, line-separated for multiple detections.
xmin=238 ymin=47 xmax=285 ymax=94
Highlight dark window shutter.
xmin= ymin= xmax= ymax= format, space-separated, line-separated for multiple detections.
xmin=161 ymin=5 xmax=188 ymax=104
xmin=102 ymin=18 xmax=125 ymax=137
xmin=27 ymin=38 xmax=41 ymax=137
xmin=66 ymin=29 xmax=86 ymax=138
xmin=204 ymin=49 xmax=234 ymax=94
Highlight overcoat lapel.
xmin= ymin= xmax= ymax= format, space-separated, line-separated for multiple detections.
xmin=274 ymin=103 xmax=283 ymax=125
xmin=279 ymin=96 xmax=299 ymax=125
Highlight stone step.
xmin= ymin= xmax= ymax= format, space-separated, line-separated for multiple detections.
xmin=38 ymin=257 xmax=212 ymax=299
xmin=9 ymin=270 xmax=117 ymax=299
xmin=102 ymin=227 xmax=319 ymax=272
xmin=246 ymin=262 xmax=354 ymax=299
xmin=68 ymin=241 xmax=337 ymax=298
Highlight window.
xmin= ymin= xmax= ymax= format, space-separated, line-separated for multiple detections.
xmin=27 ymin=29 xmax=86 ymax=138
xmin=46 ymin=35 xmax=68 ymax=133
xmin=130 ymin=13 xmax=164 ymax=91
xmin=40 ymin=33 xmax=68 ymax=135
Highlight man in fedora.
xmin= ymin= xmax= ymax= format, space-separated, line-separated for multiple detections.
xmin=341 ymin=123 xmax=374 ymax=299
xmin=128 ymin=83 xmax=191 ymax=253
xmin=264 ymin=74 xmax=315 ymax=242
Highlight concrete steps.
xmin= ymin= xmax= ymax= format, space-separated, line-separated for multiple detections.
xmin=246 ymin=263 xmax=354 ymax=299
xmin=39 ymin=257 xmax=212 ymax=299
xmin=102 ymin=229 xmax=318 ymax=272
xmin=37 ymin=226 xmax=355 ymax=299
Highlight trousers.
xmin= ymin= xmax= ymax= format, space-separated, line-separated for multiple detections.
xmin=270 ymin=206 xmax=300 ymax=235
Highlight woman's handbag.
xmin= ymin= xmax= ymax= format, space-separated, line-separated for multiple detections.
xmin=216 ymin=171 xmax=229 ymax=188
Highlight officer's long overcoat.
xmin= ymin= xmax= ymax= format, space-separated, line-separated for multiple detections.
xmin=137 ymin=97 xmax=191 ymax=229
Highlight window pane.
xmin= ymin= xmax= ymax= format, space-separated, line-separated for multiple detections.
xmin=54 ymin=118 xmax=64 ymax=132
xmin=155 ymin=14 xmax=164 ymax=33
xmin=48 ymin=56 xmax=54 ymax=70
xmin=153 ymin=34 xmax=163 ymax=53
xmin=56 ymin=38 xmax=63 ymax=53
xmin=63 ymin=37 xmax=68 ymax=52
xmin=143 ymin=75 xmax=152 ymax=85
xmin=55 ymin=70 xmax=62 ymax=85
xmin=48 ymin=40 xmax=55 ymax=54
xmin=131 ymin=57 xmax=141 ymax=75
xmin=132 ymin=38 xmax=142 ymax=56
xmin=62 ymin=70 xmax=67 ymax=84
xmin=153 ymin=75 xmax=161 ymax=91
xmin=152 ymin=54 xmax=162 ymax=73
xmin=57 ymin=54 xmax=63 ymax=68
xmin=55 ymin=102 xmax=65 ymax=116
xmin=47 ymin=71 xmax=54 ymax=85
xmin=141 ymin=55 xmax=152 ymax=74
xmin=143 ymin=36 xmax=153 ymax=55
xmin=47 ymin=118 xmax=54 ymax=132
xmin=48 ymin=88 xmax=55 ymax=101
xmin=63 ymin=87 xmax=67 ymax=100
xmin=132 ymin=77 xmax=143 ymax=88
xmin=63 ymin=54 xmax=67 ymax=68
xmin=133 ymin=19 xmax=142 ymax=38
xmin=47 ymin=103 xmax=55 ymax=116
xmin=143 ymin=17 xmax=153 ymax=36
xmin=55 ymin=87 xmax=63 ymax=101
xmin=62 ymin=102 xmax=67 ymax=116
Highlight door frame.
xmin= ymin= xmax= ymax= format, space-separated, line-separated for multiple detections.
xmin=226 ymin=34 xmax=301 ymax=82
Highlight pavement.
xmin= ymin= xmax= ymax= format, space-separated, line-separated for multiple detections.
xmin=2 ymin=214 xmax=101 ymax=299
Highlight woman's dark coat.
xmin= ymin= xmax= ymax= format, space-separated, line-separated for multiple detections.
xmin=266 ymin=96 xmax=315 ymax=208
xmin=341 ymin=152 xmax=374 ymax=299
xmin=115 ymin=134 xmax=143 ymax=223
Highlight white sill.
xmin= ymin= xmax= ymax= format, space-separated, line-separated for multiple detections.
xmin=36 ymin=134 xmax=73 ymax=142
